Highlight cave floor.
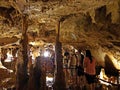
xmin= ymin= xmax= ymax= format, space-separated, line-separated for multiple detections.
xmin=0 ymin=61 xmax=120 ymax=90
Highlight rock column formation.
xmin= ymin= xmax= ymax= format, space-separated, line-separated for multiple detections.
xmin=53 ymin=20 xmax=66 ymax=90
xmin=16 ymin=15 xmax=29 ymax=90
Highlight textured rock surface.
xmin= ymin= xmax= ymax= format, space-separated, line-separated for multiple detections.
xmin=0 ymin=0 xmax=120 ymax=88
xmin=0 ymin=0 xmax=119 ymax=67
xmin=0 ymin=0 xmax=120 ymax=66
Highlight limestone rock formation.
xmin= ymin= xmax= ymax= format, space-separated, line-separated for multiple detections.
xmin=0 ymin=0 xmax=120 ymax=89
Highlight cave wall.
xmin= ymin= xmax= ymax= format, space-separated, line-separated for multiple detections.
xmin=60 ymin=3 xmax=120 ymax=70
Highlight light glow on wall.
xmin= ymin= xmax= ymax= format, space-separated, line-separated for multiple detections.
xmin=99 ymin=68 xmax=117 ymax=85
xmin=4 ymin=52 xmax=13 ymax=62
xmin=99 ymin=68 xmax=109 ymax=85
xmin=44 ymin=51 xmax=49 ymax=57
xmin=108 ymin=54 xmax=120 ymax=70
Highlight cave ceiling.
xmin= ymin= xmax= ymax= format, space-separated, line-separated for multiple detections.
xmin=0 ymin=0 xmax=120 ymax=63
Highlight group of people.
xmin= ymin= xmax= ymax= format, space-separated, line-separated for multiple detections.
xmin=63 ymin=49 xmax=96 ymax=90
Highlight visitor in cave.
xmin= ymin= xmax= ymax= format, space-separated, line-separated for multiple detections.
xmin=83 ymin=50 xmax=96 ymax=90
xmin=49 ymin=45 xmax=55 ymax=69
xmin=45 ymin=45 xmax=55 ymax=72
xmin=63 ymin=49 xmax=71 ymax=86
xmin=76 ymin=49 xmax=85 ymax=89
xmin=69 ymin=49 xmax=78 ymax=84
xmin=63 ymin=49 xmax=70 ymax=68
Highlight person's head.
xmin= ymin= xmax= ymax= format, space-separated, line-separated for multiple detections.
xmin=78 ymin=49 xmax=81 ymax=53
xmin=85 ymin=50 xmax=92 ymax=63
xmin=86 ymin=50 xmax=91 ymax=57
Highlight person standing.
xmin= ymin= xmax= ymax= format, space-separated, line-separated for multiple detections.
xmin=76 ymin=49 xmax=85 ymax=89
xmin=83 ymin=50 xmax=96 ymax=90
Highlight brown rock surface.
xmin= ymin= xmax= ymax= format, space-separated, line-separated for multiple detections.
xmin=0 ymin=0 xmax=120 ymax=89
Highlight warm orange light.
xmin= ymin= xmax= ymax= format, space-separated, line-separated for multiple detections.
xmin=108 ymin=54 xmax=120 ymax=70
xmin=4 ymin=51 xmax=13 ymax=62
xmin=99 ymin=68 xmax=109 ymax=85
